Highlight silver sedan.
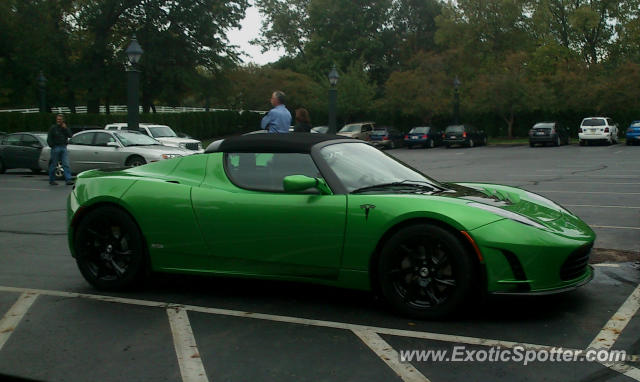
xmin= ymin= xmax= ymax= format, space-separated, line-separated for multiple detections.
xmin=39 ymin=130 xmax=194 ymax=177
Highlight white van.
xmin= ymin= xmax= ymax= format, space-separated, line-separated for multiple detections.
xmin=105 ymin=123 xmax=204 ymax=153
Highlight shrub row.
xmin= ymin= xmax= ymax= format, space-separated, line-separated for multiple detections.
xmin=0 ymin=111 xmax=264 ymax=140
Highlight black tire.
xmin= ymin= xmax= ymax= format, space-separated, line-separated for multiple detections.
xmin=428 ymin=139 xmax=435 ymax=149
xmin=555 ymin=136 xmax=561 ymax=147
xmin=74 ymin=206 xmax=147 ymax=290
xmin=445 ymin=144 xmax=451 ymax=149
xmin=407 ymin=145 xmax=413 ymax=149
xmin=579 ymin=140 xmax=585 ymax=146
xmin=125 ymin=155 xmax=146 ymax=167
xmin=627 ymin=140 xmax=631 ymax=146
xmin=31 ymin=168 xmax=42 ymax=174
xmin=468 ymin=139 xmax=474 ymax=148
xmin=0 ymin=159 xmax=5 ymax=174
xmin=529 ymin=142 xmax=534 ymax=147
xmin=377 ymin=224 xmax=476 ymax=319
xmin=390 ymin=140 xmax=396 ymax=149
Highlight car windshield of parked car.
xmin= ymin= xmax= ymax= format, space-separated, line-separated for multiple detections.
xmin=370 ymin=129 xmax=388 ymax=136
xmin=33 ymin=133 xmax=48 ymax=143
xmin=115 ymin=132 xmax=162 ymax=146
xmin=533 ymin=123 xmax=554 ymax=129
xmin=311 ymin=126 xmax=328 ymax=134
xmin=148 ymin=126 xmax=177 ymax=138
xmin=445 ymin=125 xmax=464 ymax=133
xmin=319 ymin=142 xmax=442 ymax=193
xmin=410 ymin=127 xmax=429 ymax=134
xmin=582 ymin=119 xmax=605 ymax=126
xmin=339 ymin=124 xmax=361 ymax=133
xmin=630 ymin=122 xmax=640 ymax=128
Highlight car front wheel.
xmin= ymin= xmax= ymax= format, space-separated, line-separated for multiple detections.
xmin=378 ymin=224 xmax=476 ymax=319
xmin=74 ymin=206 xmax=147 ymax=290
xmin=126 ymin=155 xmax=146 ymax=167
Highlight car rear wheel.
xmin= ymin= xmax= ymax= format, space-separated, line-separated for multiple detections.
xmin=125 ymin=155 xmax=146 ymax=167
xmin=529 ymin=142 xmax=534 ymax=147
xmin=579 ymin=140 xmax=585 ymax=146
xmin=54 ymin=162 xmax=64 ymax=179
xmin=74 ymin=206 xmax=147 ymax=290
xmin=555 ymin=136 xmax=561 ymax=146
xmin=390 ymin=141 xmax=396 ymax=149
xmin=627 ymin=140 xmax=632 ymax=146
xmin=468 ymin=139 xmax=474 ymax=148
xmin=378 ymin=224 xmax=476 ymax=319
xmin=428 ymin=139 xmax=435 ymax=148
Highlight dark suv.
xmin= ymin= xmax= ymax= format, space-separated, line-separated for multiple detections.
xmin=529 ymin=122 xmax=570 ymax=147
xmin=442 ymin=125 xmax=487 ymax=148
xmin=404 ymin=126 xmax=443 ymax=149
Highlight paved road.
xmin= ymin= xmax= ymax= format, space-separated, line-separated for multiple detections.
xmin=0 ymin=143 xmax=639 ymax=382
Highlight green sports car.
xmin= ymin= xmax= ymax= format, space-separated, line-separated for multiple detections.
xmin=67 ymin=133 xmax=595 ymax=319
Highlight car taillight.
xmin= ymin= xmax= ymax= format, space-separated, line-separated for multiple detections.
xmin=604 ymin=127 xmax=609 ymax=133
xmin=404 ymin=135 xmax=408 ymax=139
xmin=422 ymin=134 xmax=428 ymax=138
xmin=383 ymin=136 xmax=389 ymax=140
xmin=463 ymin=132 xmax=467 ymax=138
xmin=442 ymin=133 xmax=445 ymax=138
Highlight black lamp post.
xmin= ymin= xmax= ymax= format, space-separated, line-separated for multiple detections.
xmin=125 ymin=35 xmax=143 ymax=131
xmin=327 ymin=65 xmax=339 ymax=134
xmin=453 ymin=76 xmax=461 ymax=125
xmin=37 ymin=71 xmax=47 ymax=113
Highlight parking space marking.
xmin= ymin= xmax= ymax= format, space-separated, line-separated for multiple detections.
xmin=593 ymin=264 xmax=622 ymax=268
xmin=589 ymin=283 xmax=640 ymax=350
xmin=352 ymin=329 xmax=429 ymax=382
xmin=590 ymin=225 xmax=640 ymax=231
xmin=566 ymin=204 xmax=640 ymax=209
xmin=167 ymin=307 xmax=209 ymax=382
xmin=534 ymin=190 xmax=640 ymax=195
xmin=0 ymin=292 xmax=38 ymax=351
xmin=0 ymin=187 xmax=49 ymax=192
xmin=1 ymin=285 xmax=639 ymax=380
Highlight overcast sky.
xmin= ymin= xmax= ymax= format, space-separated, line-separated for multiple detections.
xmin=227 ymin=5 xmax=286 ymax=66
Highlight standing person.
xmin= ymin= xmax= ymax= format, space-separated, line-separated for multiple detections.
xmin=47 ymin=114 xmax=73 ymax=185
xmin=260 ymin=90 xmax=291 ymax=133
xmin=293 ymin=108 xmax=312 ymax=132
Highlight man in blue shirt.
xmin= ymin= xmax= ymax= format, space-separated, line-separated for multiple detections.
xmin=261 ymin=90 xmax=292 ymax=133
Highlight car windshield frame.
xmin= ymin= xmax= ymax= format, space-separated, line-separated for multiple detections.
xmin=582 ymin=118 xmax=606 ymax=127
xmin=316 ymin=142 xmax=444 ymax=194
xmin=533 ymin=123 xmax=554 ymax=129
xmin=409 ymin=127 xmax=430 ymax=134
xmin=114 ymin=131 xmax=162 ymax=146
xmin=148 ymin=126 xmax=177 ymax=138
xmin=445 ymin=125 xmax=465 ymax=133
xmin=339 ymin=124 xmax=361 ymax=133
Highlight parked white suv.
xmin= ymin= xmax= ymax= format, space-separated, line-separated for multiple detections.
xmin=578 ymin=117 xmax=619 ymax=146
xmin=105 ymin=123 xmax=204 ymax=153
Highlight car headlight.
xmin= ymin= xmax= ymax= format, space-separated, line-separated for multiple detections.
xmin=467 ymin=202 xmax=546 ymax=229
xmin=161 ymin=154 xmax=182 ymax=159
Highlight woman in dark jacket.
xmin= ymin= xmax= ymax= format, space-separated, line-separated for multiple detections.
xmin=293 ymin=108 xmax=312 ymax=132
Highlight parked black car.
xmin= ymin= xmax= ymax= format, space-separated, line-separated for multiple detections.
xmin=369 ymin=126 xmax=404 ymax=149
xmin=0 ymin=132 xmax=49 ymax=173
xmin=529 ymin=122 xmax=570 ymax=147
xmin=442 ymin=124 xmax=487 ymax=148
xmin=404 ymin=126 xmax=443 ymax=149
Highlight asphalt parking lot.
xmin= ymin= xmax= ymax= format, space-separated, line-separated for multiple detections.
xmin=0 ymin=143 xmax=638 ymax=382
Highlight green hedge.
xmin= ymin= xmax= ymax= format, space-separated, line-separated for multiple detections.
xmin=0 ymin=111 xmax=264 ymax=140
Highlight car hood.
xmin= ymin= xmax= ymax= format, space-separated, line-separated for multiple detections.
xmin=155 ymin=137 xmax=200 ymax=145
xmin=442 ymin=182 xmax=567 ymax=224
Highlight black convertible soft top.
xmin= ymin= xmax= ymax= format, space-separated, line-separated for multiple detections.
xmin=206 ymin=132 xmax=355 ymax=153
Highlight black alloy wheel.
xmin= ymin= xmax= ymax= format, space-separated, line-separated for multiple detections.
xmin=428 ymin=139 xmax=435 ymax=149
xmin=555 ymin=136 xmax=561 ymax=146
xmin=378 ymin=224 xmax=476 ymax=319
xmin=468 ymin=139 xmax=475 ymax=148
xmin=74 ymin=206 xmax=147 ymax=290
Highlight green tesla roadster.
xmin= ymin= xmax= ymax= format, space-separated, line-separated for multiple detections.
xmin=67 ymin=133 xmax=595 ymax=318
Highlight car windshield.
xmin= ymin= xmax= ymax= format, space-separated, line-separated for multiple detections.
xmin=319 ymin=142 xmax=443 ymax=193
xmin=631 ymin=122 xmax=640 ymax=128
xmin=445 ymin=125 xmax=464 ymax=133
xmin=410 ymin=127 xmax=429 ymax=133
xmin=148 ymin=126 xmax=177 ymax=138
xmin=311 ymin=126 xmax=328 ymax=133
xmin=370 ymin=129 xmax=388 ymax=136
xmin=115 ymin=132 xmax=162 ymax=146
xmin=533 ymin=123 xmax=554 ymax=129
xmin=582 ymin=119 xmax=605 ymax=126
xmin=339 ymin=124 xmax=361 ymax=133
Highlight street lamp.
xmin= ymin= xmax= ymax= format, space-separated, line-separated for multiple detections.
xmin=328 ymin=64 xmax=339 ymax=134
xmin=37 ymin=71 xmax=47 ymax=113
xmin=126 ymin=34 xmax=143 ymax=131
xmin=453 ymin=76 xmax=461 ymax=125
